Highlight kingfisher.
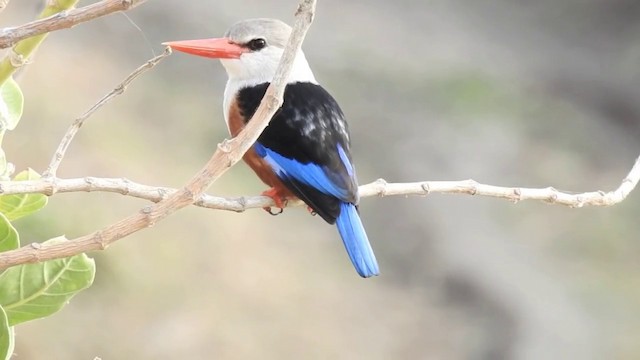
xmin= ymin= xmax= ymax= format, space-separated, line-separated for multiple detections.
xmin=164 ymin=18 xmax=379 ymax=278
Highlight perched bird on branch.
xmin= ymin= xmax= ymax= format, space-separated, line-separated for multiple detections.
xmin=164 ymin=18 xmax=379 ymax=278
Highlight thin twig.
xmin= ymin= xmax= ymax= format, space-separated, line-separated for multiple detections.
xmin=0 ymin=154 xmax=639 ymax=211
xmin=0 ymin=0 xmax=148 ymax=49
xmin=43 ymin=47 xmax=172 ymax=178
xmin=0 ymin=0 xmax=318 ymax=271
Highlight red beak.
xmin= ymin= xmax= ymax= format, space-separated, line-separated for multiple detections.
xmin=162 ymin=38 xmax=246 ymax=59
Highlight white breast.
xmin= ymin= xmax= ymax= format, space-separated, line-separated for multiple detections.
xmin=223 ymin=80 xmax=242 ymax=133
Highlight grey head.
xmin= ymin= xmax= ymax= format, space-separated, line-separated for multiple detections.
xmin=225 ymin=18 xmax=291 ymax=49
xmin=219 ymin=18 xmax=316 ymax=85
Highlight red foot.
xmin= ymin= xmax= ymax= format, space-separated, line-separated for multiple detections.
xmin=261 ymin=187 xmax=287 ymax=215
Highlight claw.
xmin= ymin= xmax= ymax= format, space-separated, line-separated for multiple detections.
xmin=265 ymin=207 xmax=284 ymax=216
xmin=307 ymin=206 xmax=317 ymax=216
xmin=261 ymin=187 xmax=287 ymax=215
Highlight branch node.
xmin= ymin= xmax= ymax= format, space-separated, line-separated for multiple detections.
xmin=93 ymin=231 xmax=108 ymax=250
xmin=114 ymin=84 xmax=127 ymax=94
xmin=573 ymin=195 xmax=585 ymax=208
xmin=72 ymin=116 xmax=84 ymax=128
xmin=56 ymin=10 xmax=70 ymax=19
xmin=218 ymin=139 xmax=233 ymax=153
xmin=467 ymin=180 xmax=479 ymax=195
xmin=420 ymin=182 xmax=431 ymax=195
xmin=141 ymin=206 xmax=158 ymax=228
xmin=121 ymin=0 xmax=134 ymax=9
xmin=512 ymin=188 xmax=522 ymax=203
xmin=120 ymin=178 xmax=131 ymax=195
xmin=84 ymin=176 xmax=96 ymax=191
xmin=43 ymin=177 xmax=57 ymax=196
xmin=240 ymin=196 xmax=251 ymax=212
xmin=546 ymin=187 xmax=559 ymax=203
xmin=156 ymin=188 xmax=169 ymax=201
xmin=263 ymin=93 xmax=282 ymax=110
xmin=374 ymin=178 xmax=388 ymax=196
xmin=29 ymin=242 xmax=42 ymax=262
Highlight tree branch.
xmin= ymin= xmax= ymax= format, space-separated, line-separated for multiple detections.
xmin=0 ymin=0 xmax=318 ymax=271
xmin=43 ymin=47 xmax=172 ymax=178
xmin=0 ymin=153 xmax=638 ymax=212
xmin=0 ymin=0 xmax=148 ymax=49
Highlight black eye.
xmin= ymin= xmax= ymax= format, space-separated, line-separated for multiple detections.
xmin=247 ymin=38 xmax=267 ymax=51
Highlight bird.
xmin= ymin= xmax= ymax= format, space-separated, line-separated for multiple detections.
xmin=164 ymin=18 xmax=379 ymax=278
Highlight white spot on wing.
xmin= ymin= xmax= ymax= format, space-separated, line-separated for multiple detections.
xmin=302 ymin=122 xmax=316 ymax=136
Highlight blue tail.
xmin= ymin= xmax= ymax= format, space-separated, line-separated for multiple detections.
xmin=335 ymin=203 xmax=379 ymax=278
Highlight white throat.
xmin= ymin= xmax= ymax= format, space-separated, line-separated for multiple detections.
xmin=222 ymin=50 xmax=317 ymax=132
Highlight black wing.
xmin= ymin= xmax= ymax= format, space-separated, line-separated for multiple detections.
xmin=236 ymin=82 xmax=359 ymax=223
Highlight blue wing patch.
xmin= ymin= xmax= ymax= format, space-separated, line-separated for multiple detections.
xmin=337 ymin=144 xmax=354 ymax=177
xmin=254 ymin=142 xmax=352 ymax=201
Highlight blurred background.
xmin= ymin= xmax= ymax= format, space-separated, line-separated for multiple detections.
xmin=3 ymin=0 xmax=640 ymax=359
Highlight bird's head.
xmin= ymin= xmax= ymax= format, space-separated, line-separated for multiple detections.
xmin=164 ymin=18 xmax=315 ymax=84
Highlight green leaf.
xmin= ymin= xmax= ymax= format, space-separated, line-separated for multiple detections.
xmin=0 ymin=306 xmax=14 ymax=360
xmin=0 ymin=169 xmax=48 ymax=221
xmin=0 ymin=237 xmax=95 ymax=326
xmin=0 ymin=77 xmax=23 ymax=132
xmin=0 ymin=213 xmax=17 ymax=253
